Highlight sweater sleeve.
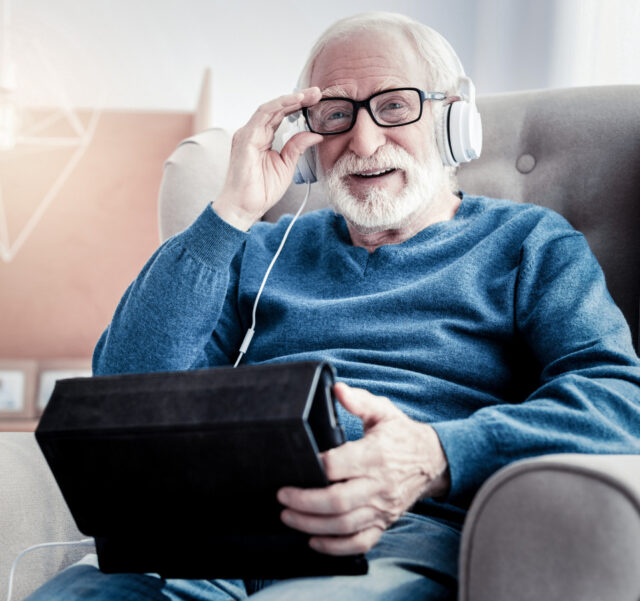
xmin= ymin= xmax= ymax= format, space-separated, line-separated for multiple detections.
xmin=93 ymin=205 xmax=248 ymax=376
xmin=432 ymin=225 xmax=640 ymax=508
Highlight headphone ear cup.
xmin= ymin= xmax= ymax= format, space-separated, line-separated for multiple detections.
xmin=446 ymin=100 xmax=483 ymax=165
xmin=436 ymin=103 xmax=458 ymax=168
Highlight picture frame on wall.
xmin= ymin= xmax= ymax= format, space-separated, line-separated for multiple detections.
xmin=37 ymin=359 xmax=92 ymax=414
xmin=0 ymin=360 xmax=38 ymax=419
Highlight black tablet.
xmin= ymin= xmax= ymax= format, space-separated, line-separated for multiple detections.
xmin=35 ymin=361 xmax=368 ymax=578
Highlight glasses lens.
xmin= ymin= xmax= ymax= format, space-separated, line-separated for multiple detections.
xmin=307 ymin=99 xmax=354 ymax=134
xmin=371 ymin=89 xmax=421 ymax=125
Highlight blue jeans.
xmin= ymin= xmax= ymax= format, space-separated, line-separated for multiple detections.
xmin=25 ymin=513 xmax=459 ymax=601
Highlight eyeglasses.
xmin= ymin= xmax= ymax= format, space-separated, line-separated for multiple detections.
xmin=302 ymin=87 xmax=446 ymax=135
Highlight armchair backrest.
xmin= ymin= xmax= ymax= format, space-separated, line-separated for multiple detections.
xmin=158 ymin=86 xmax=640 ymax=350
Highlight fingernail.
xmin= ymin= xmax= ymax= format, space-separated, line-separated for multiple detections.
xmin=277 ymin=489 xmax=289 ymax=504
xmin=309 ymin=538 xmax=322 ymax=552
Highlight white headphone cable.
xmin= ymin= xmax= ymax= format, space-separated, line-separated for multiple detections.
xmin=233 ymin=180 xmax=311 ymax=367
xmin=6 ymin=538 xmax=95 ymax=601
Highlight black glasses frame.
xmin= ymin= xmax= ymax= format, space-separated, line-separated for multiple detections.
xmin=302 ymin=87 xmax=446 ymax=136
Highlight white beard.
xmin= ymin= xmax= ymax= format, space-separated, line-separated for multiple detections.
xmin=318 ymin=143 xmax=445 ymax=234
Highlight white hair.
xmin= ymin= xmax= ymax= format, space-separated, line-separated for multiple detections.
xmin=298 ymin=12 xmax=464 ymax=97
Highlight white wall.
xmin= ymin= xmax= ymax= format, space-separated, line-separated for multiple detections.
xmin=7 ymin=0 xmax=640 ymax=131
xmin=11 ymin=0 xmax=478 ymax=130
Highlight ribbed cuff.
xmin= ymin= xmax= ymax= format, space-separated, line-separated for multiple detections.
xmin=179 ymin=204 xmax=249 ymax=269
xmin=431 ymin=415 xmax=503 ymax=507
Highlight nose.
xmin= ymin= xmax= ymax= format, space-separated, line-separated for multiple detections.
xmin=346 ymin=107 xmax=387 ymax=158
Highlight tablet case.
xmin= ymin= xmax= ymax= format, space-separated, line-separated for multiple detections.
xmin=35 ymin=361 xmax=368 ymax=578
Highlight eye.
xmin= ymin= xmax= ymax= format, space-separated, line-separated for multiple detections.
xmin=318 ymin=103 xmax=352 ymax=122
xmin=373 ymin=92 xmax=418 ymax=124
xmin=313 ymin=101 xmax=353 ymax=132
xmin=381 ymin=101 xmax=406 ymax=111
xmin=327 ymin=110 xmax=349 ymax=121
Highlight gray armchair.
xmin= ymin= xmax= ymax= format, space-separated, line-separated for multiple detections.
xmin=2 ymin=86 xmax=639 ymax=601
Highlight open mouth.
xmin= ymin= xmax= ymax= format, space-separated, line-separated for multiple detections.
xmin=351 ymin=168 xmax=397 ymax=179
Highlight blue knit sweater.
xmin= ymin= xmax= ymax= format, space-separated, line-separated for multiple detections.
xmin=94 ymin=193 xmax=640 ymax=522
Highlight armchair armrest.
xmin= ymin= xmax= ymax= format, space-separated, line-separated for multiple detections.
xmin=0 ymin=433 xmax=92 ymax=600
xmin=458 ymin=453 xmax=640 ymax=601
xmin=158 ymin=128 xmax=231 ymax=242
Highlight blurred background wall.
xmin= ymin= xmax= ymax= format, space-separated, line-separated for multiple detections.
xmin=8 ymin=0 xmax=638 ymax=130
xmin=0 ymin=0 xmax=638 ymax=364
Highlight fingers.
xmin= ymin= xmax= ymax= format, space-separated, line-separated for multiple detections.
xmin=314 ymin=384 xmax=405 ymax=482
xmin=279 ymin=130 xmax=323 ymax=172
xmin=281 ymin=504 xmax=383 ymax=536
xmin=275 ymin=384 xmax=451 ymax=558
xmin=321 ymin=437 xmax=382 ymax=482
xmin=278 ymin=477 xmax=381 ymax=515
xmin=248 ymin=87 xmax=322 ymax=131
xmin=216 ymin=87 xmax=322 ymax=225
xmin=276 ymin=383 xmax=440 ymax=558
xmin=333 ymin=382 xmax=399 ymax=429
xmin=279 ymin=482 xmax=387 ymax=556
xmin=231 ymin=86 xmax=322 ymax=171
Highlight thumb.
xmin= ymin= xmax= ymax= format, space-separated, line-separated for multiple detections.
xmin=333 ymin=382 xmax=399 ymax=430
xmin=279 ymin=131 xmax=323 ymax=171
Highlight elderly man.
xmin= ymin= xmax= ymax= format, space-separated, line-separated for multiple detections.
xmin=27 ymin=11 xmax=640 ymax=601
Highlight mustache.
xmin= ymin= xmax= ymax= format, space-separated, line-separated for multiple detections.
xmin=326 ymin=144 xmax=418 ymax=178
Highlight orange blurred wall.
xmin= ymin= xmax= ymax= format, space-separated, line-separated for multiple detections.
xmin=0 ymin=110 xmax=193 ymax=360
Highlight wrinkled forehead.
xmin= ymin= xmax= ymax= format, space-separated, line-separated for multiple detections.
xmin=319 ymin=78 xmax=406 ymax=99
xmin=309 ymin=29 xmax=425 ymax=99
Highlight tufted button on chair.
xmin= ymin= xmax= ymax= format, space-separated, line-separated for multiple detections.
xmin=1 ymin=86 xmax=639 ymax=601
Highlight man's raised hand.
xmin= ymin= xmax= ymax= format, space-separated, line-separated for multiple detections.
xmin=212 ymin=87 xmax=323 ymax=231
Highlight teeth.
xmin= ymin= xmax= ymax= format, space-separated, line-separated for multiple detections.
xmin=356 ymin=168 xmax=394 ymax=178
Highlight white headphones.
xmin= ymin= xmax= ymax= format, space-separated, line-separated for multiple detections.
xmin=436 ymin=75 xmax=483 ymax=167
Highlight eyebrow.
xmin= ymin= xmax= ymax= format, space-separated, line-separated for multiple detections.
xmin=320 ymin=86 xmax=351 ymax=99
xmin=320 ymin=79 xmax=407 ymax=99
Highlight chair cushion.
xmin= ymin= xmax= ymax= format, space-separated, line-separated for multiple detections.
xmin=459 ymin=86 xmax=640 ymax=349
xmin=0 ymin=433 xmax=89 ymax=600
